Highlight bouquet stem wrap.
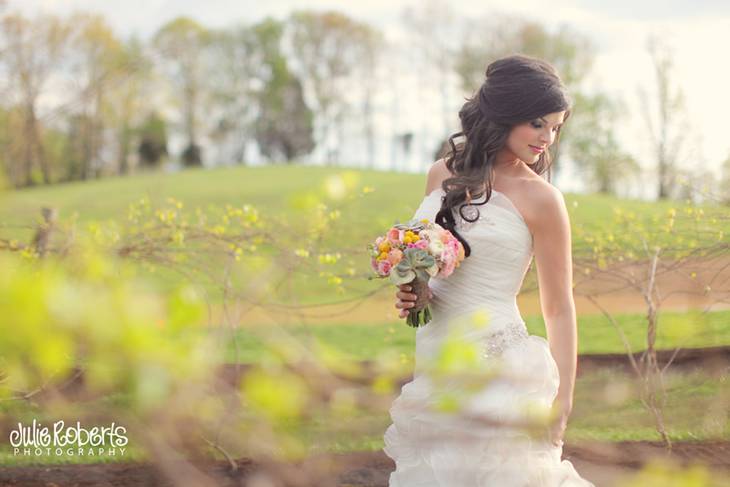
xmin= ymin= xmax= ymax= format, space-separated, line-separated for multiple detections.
xmin=406 ymin=275 xmax=432 ymax=328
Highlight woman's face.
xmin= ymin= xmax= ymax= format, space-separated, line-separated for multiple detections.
xmin=503 ymin=111 xmax=566 ymax=165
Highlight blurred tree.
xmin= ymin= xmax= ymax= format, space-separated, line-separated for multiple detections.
xmin=66 ymin=13 xmax=125 ymax=180
xmin=454 ymin=16 xmax=593 ymax=94
xmin=401 ymin=0 xmax=459 ymax=141
xmin=206 ymin=25 xmax=258 ymax=165
xmin=674 ymin=166 xmax=715 ymax=204
xmin=718 ymin=153 xmax=730 ymax=206
xmin=565 ymin=92 xmax=639 ymax=194
xmin=137 ymin=112 xmax=168 ymax=168
xmin=287 ymin=11 xmax=374 ymax=164
xmin=255 ymin=75 xmax=315 ymax=162
xmin=0 ymin=105 xmax=69 ymax=188
xmin=352 ymin=23 xmax=384 ymax=168
xmin=181 ymin=142 xmax=202 ymax=167
xmin=638 ymin=35 xmax=690 ymax=200
xmin=153 ymin=17 xmax=209 ymax=167
xmin=106 ymin=37 xmax=153 ymax=175
xmin=0 ymin=13 xmax=70 ymax=187
xmin=251 ymin=18 xmax=314 ymax=162
xmin=64 ymin=113 xmax=90 ymax=180
xmin=0 ymin=106 xmax=24 ymax=185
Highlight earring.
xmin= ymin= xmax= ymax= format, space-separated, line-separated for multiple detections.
xmin=460 ymin=203 xmax=479 ymax=222
xmin=461 ymin=188 xmax=478 ymax=221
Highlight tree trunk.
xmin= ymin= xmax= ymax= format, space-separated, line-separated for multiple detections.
xmin=30 ymin=113 xmax=50 ymax=185
xmin=118 ymin=125 xmax=130 ymax=175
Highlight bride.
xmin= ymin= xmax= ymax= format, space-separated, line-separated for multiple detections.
xmin=383 ymin=54 xmax=595 ymax=486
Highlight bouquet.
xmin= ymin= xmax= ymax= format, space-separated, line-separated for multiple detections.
xmin=368 ymin=218 xmax=465 ymax=327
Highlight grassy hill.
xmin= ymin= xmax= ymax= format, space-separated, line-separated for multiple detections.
xmin=1 ymin=164 xmax=724 ymax=241
xmin=0 ymin=165 xmax=726 ymax=306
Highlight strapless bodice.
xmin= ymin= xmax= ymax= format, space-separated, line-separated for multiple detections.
xmin=412 ymin=188 xmax=534 ymax=326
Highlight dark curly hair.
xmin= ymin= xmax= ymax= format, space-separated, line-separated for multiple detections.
xmin=436 ymin=54 xmax=572 ymax=257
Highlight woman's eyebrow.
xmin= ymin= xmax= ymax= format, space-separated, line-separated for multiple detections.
xmin=539 ymin=116 xmax=563 ymax=126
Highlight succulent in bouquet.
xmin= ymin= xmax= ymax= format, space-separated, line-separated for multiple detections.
xmin=369 ymin=218 xmax=465 ymax=327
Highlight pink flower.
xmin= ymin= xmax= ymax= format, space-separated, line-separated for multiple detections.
xmin=387 ymin=227 xmax=403 ymax=245
xmin=414 ymin=239 xmax=429 ymax=250
xmin=387 ymin=248 xmax=404 ymax=265
xmin=377 ymin=259 xmax=392 ymax=276
xmin=439 ymin=248 xmax=457 ymax=277
xmin=448 ymin=238 xmax=460 ymax=254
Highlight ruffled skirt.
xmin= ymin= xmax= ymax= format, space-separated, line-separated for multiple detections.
xmin=383 ymin=318 xmax=595 ymax=487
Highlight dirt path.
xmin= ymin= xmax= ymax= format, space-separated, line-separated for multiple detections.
xmin=239 ymin=285 xmax=730 ymax=323
xmin=1 ymin=441 xmax=728 ymax=486
xmin=573 ymin=345 xmax=730 ymax=376
xmin=217 ymin=288 xmax=730 ymax=328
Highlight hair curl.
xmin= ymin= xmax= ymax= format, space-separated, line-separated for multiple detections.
xmin=435 ymin=54 xmax=572 ymax=257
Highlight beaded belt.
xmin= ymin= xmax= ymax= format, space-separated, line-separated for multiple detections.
xmin=481 ymin=322 xmax=529 ymax=360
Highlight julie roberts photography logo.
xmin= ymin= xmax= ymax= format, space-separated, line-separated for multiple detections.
xmin=9 ymin=419 xmax=128 ymax=457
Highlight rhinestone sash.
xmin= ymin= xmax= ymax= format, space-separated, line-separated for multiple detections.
xmin=481 ymin=322 xmax=530 ymax=360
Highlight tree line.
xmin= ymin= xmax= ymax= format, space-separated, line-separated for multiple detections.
xmin=0 ymin=3 xmax=725 ymax=201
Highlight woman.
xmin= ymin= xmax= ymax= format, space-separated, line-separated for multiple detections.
xmin=383 ymin=54 xmax=595 ymax=486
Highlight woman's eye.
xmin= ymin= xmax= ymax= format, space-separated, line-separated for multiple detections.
xmin=532 ymin=121 xmax=561 ymax=132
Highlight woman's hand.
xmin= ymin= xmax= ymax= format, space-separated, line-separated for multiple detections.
xmin=395 ymin=284 xmax=433 ymax=319
xmin=547 ymin=399 xmax=573 ymax=447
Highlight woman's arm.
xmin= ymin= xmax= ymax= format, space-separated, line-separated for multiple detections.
xmin=395 ymin=161 xmax=448 ymax=318
xmin=528 ymin=183 xmax=577 ymax=439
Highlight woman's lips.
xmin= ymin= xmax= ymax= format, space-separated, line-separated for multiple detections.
xmin=529 ymin=145 xmax=544 ymax=154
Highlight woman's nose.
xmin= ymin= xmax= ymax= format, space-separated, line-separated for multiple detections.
xmin=540 ymin=130 xmax=553 ymax=145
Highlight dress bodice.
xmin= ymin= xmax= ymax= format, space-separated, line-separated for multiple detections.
xmin=412 ymin=188 xmax=534 ymax=325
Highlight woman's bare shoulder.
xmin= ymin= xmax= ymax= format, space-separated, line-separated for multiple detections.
xmin=424 ymin=158 xmax=454 ymax=195
xmin=520 ymin=177 xmax=566 ymax=226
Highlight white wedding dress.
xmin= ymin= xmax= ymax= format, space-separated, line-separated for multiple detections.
xmin=383 ymin=188 xmax=595 ymax=486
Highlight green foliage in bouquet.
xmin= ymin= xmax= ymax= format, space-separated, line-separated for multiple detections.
xmin=389 ymin=247 xmax=436 ymax=286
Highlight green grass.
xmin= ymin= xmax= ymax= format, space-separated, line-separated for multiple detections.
xmin=240 ymin=367 xmax=730 ymax=454
xmin=223 ymin=310 xmax=730 ymax=363
xmin=1 ymin=164 xmax=726 ymax=250
xmin=1 ymin=165 xmax=727 ymax=305
xmin=566 ymin=367 xmax=730 ymax=442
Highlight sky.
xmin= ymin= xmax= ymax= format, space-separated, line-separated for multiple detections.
xmin=9 ymin=0 xmax=730 ymax=195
